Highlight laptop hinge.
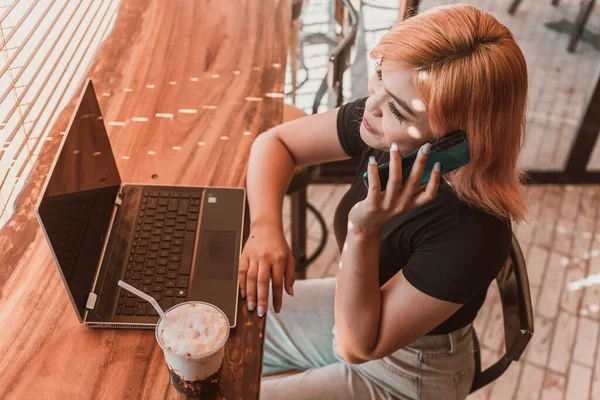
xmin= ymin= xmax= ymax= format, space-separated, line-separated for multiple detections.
xmin=86 ymin=292 xmax=98 ymax=310
xmin=115 ymin=191 xmax=124 ymax=206
xmin=89 ymin=183 xmax=124 ymax=298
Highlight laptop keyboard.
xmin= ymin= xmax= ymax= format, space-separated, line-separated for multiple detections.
xmin=116 ymin=190 xmax=202 ymax=317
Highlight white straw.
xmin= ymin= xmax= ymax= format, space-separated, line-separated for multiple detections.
xmin=118 ymin=280 xmax=168 ymax=320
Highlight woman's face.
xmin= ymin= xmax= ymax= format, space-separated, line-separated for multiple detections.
xmin=361 ymin=65 xmax=431 ymax=154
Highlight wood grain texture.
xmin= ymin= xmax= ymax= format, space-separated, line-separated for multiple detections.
xmin=0 ymin=0 xmax=290 ymax=399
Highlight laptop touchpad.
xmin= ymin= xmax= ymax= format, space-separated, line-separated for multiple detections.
xmin=195 ymin=231 xmax=237 ymax=280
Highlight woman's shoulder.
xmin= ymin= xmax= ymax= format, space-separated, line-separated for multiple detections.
xmin=397 ymin=184 xmax=513 ymax=305
xmin=407 ymin=183 xmax=512 ymax=247
xmin=453 ymin=188 xmax=512 ymax=238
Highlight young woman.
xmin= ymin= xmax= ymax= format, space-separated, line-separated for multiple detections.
xmin=240 ymin=4 xmax=528 ymax=399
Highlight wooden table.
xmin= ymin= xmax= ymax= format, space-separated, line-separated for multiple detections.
xmin=0 ymin=1 xmax=290 ymax=398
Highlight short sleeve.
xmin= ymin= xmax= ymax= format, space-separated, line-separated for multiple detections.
xmin=337 ymin=97 xmax=368 ymax=157
xmin=402 ymin=215 xmax=511 ymax=304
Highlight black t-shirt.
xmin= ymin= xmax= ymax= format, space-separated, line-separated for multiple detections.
xmin=333 ymin=98 xmax=512 ymax=335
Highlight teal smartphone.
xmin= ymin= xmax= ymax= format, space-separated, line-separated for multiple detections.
xmin=362 ymin=130 xmax=470 ymax=190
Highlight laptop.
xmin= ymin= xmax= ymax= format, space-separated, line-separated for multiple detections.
xmin=35 ymin=79 xmax=246 ymax=329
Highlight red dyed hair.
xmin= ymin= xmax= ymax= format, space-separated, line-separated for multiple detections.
xmin=372 ymin=4 xmax=528 ymax=222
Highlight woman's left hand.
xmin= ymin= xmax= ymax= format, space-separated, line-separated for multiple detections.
xmin=348 ymin=142 xmax=441 ymax=236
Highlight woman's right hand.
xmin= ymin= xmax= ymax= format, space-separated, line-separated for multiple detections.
xmin=238 ymin=222 xmax=295 ymax=317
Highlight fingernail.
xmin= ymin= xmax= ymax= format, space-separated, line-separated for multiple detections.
xmin=434 ymin=162 xmax=441 ymax=172
xmin=257 ymin=306 xmax=265 ymax=317
xmin=369 ymin=156 xmax=376 ymax=165
xmin=275 ymin=304 xmax=281 ymax=313
xmin=240 ymin=290 xmax=246 ymax=299
xmin=422 ymin=143 xmax=431 ymax=154
xmin=290 ymin=287 xmax=295 ymax=297
xmin=391 ymin=142 xmax=398 ymax=152
xmin=247 ymin=301 xmax=255 ymax=311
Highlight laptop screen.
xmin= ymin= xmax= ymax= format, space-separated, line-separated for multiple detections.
xmin=37 ymin=80 xmax=121 ymax=320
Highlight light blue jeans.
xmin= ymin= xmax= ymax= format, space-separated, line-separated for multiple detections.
xmin=260 ymin=278 xmax=475 ymax=400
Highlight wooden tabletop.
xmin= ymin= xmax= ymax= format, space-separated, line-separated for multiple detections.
xmin=0 ymin=1 xmax=290 ymax=399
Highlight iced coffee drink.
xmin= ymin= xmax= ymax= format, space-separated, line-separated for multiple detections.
xmin=156 ymin=301 xmax=230 ymax=397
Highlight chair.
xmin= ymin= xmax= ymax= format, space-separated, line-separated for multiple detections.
xmin=289 ymin=0 xmax=304 ymax=104
xmin=508 ymin=0 xmax=596 ymax=53
xmin=567 ymin=0 xmax=597 ymax=53
xmin=361 ymin=0 xmax=420 ymax=21
xmin=283 ymin=0 xmax=361 ymax=279
xmin=283 ymin=105 xmax=329 ymax=279
xmin=469 ymin=233 xmax=535 ymax=393
xmin=309 ymin=0 xmax=361 ymax=184
xmin=311 ymin=0 xmax=360 ymax=115
xmin=508 ymin=0 xmax=560 ymax=15
xmin=398 ymin=0 xmax=421 ymax=20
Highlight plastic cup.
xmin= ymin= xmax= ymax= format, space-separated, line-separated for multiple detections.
xmin=155 ymin=301 xmax=230 ymax=397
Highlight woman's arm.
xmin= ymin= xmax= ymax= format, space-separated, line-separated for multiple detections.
xmin=246 ymin=108 xmax=350 ymax=230
xmin=241 ymin=107 xmax=352 ymax=315
xmin=335 ymin=228 xmax=461 ymax=363
xmin=333 ymin=228 xmax=382 ymax=363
